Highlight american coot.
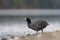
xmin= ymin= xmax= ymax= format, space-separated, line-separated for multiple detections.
xmin=25 ymin=18 xmax=49 ymax=34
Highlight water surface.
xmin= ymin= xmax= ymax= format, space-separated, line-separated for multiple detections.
xmin=0 ymin=16 xmax=60 ymax=37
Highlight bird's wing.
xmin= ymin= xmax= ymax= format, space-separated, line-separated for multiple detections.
xmin=33 ymin=20 xmax=48 ymax=27
xmin=29 ymin=23 xmax=39 ymax=30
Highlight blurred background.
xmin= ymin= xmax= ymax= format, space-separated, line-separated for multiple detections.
xmin=0 ymin=0 xmax=60 ymax=9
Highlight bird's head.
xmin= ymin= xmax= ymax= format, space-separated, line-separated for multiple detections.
xmin=25 ymin=17 xmax=31 ymax=24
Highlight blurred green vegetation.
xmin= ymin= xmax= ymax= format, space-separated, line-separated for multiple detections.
xmin=0 ymin=0 xmax=58 ymax=9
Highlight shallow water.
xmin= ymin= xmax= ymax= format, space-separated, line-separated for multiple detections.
xmin=0 ymin=16 xmax=60 ymax=37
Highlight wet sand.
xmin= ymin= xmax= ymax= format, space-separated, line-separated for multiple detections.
xmin=4 ymin=30 xmax=60 ymax=40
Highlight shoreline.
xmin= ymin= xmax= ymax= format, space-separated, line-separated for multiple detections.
xmin=1 ymin=30 xmax=60 ymax=40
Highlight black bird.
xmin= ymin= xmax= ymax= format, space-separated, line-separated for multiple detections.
xmin=25 ymin=18 xmax=49 ymax=34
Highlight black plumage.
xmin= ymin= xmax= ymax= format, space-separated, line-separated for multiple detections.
xmin=25 ymin=18 xmax=49 ymax=34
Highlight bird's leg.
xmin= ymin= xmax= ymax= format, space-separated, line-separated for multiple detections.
xmin=36 ymin=31 xmax=38 ymax=34
xmin=41 ymin=29 xmax=43 ymax=33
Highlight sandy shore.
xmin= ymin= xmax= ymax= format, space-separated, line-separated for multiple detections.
xmin=2 ymin=31 xmax=60 ymax=40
